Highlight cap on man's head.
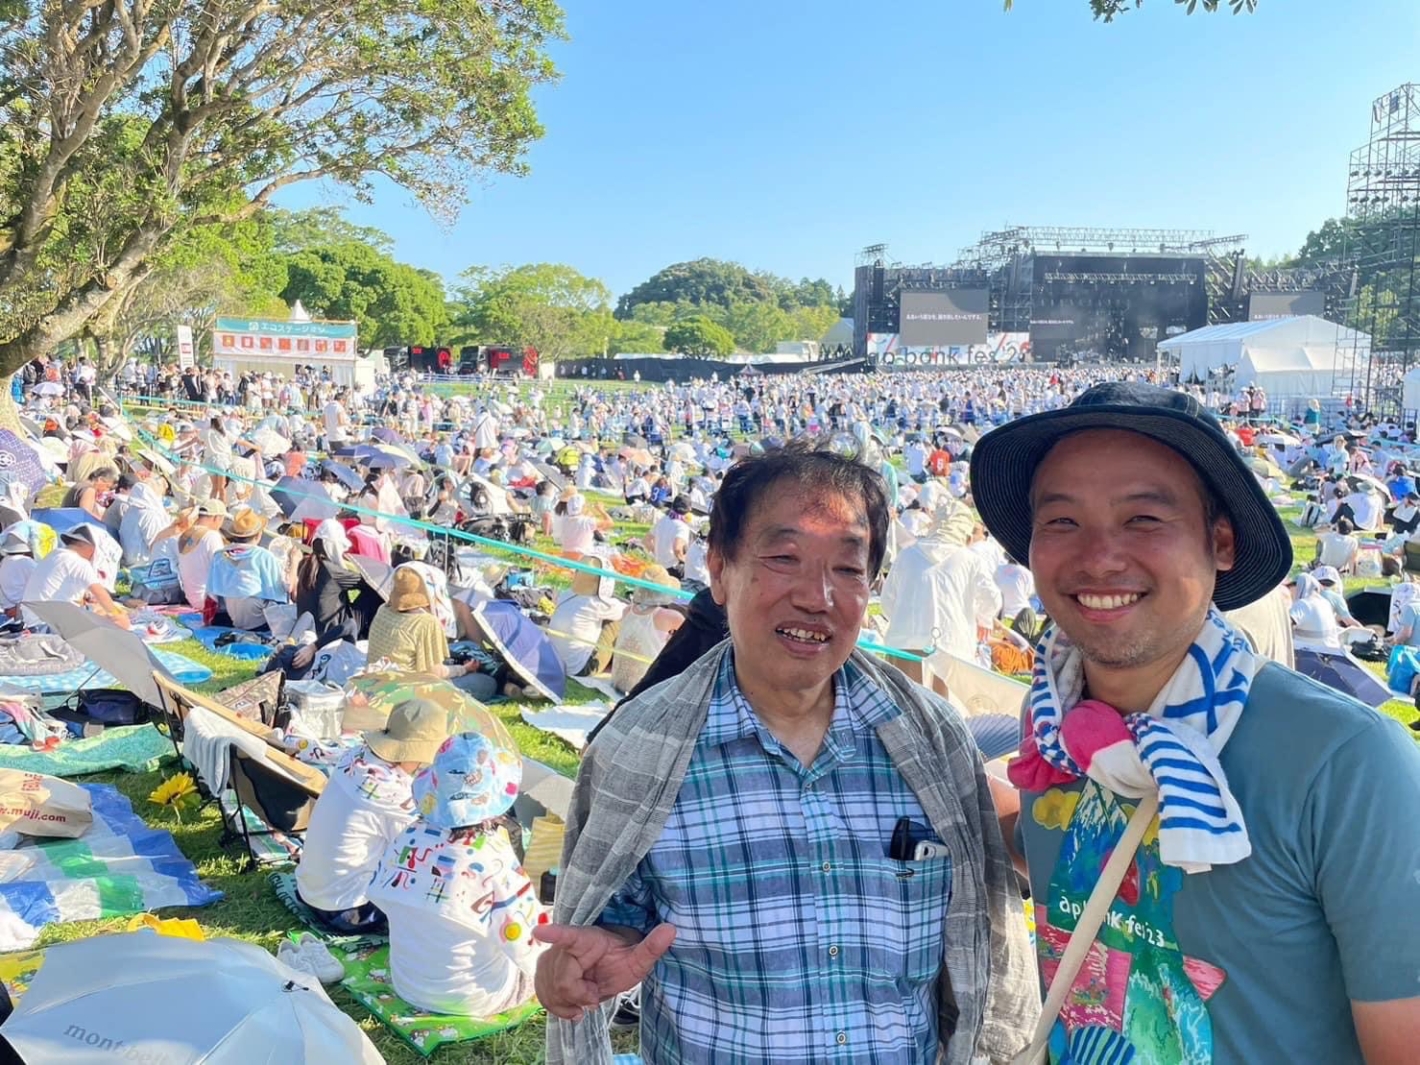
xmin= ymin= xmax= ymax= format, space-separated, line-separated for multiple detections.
xmin=968 ymin=381 xmax=1292 ymax=611
xmin=59 ymin=524 xmax=98 ymax=549
xmin=1312 ymin=565 xmax=1342 ymax=587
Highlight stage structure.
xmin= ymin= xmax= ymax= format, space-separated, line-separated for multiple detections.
xmin=853 ymin=225 xmax=1367 ymax=369
xmin=1341 ymin=84 xmax=1420 ymax=416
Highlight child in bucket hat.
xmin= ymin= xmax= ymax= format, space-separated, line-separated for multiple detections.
xmin=368 ymin=732 xmax=547 ymax=1018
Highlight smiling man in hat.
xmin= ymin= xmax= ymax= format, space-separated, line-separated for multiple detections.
xmin=972 ymin=382 xmax=1420 ymax=1064
xmin=297 ymin=697 xmax=450 ymax=935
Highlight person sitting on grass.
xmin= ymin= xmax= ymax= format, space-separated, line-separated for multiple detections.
xmin=295 ymin=698 xmax=449 ymax=936
xmin=366 ymin=566 xmax=497 ymax=700
xmin=205 ymin=506 xmax=290 ymax=630
xmin=368 ymin=731 xmax=547 ymax=1017
xmin=548 ymin=554 xmax=626 ymax=678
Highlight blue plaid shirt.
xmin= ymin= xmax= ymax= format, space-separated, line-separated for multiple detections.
xmin=600 ymin=653 xmax=953 ymax=1064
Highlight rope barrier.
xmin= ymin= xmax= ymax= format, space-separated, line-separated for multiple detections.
xmin=120 ymin=401 xmax=925 ymax=663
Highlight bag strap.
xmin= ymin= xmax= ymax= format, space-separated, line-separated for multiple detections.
xmin=1012 ymin=790 xmax=1159 ymax=1065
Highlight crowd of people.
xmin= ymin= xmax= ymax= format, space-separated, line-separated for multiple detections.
xmin=0 ymin=353 xmax=1417 ymax=1063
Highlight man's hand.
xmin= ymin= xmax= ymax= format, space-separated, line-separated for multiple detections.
xmin=292 ymin=644 xmax=317 ymax=669
xmin=533 ymin=923 xmax=676 ymax=1021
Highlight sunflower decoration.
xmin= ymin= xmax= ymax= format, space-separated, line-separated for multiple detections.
xmin=148 ymin=772 xmax=200 ymax=824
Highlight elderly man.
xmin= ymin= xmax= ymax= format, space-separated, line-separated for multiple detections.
xmin=972 ymin=383 xmax=1420 ymax=1064
xmin=535 ymin=441 xmax=1035 ymax=1064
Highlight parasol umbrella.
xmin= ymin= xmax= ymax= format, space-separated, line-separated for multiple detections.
xmin=350 ymin=554 xmax=394 ymax=601
xmin=321 ymin=460 xmax=363 ymax=492
xmin=23 ymin=600 xmax=179 ymax=709
xmin=342 ymin=669 xmax=515 ymax=751
xmin=1246 ymin=454 xmax=1285 ymax=480
xmin=361 ymin=450 xmax=410 ymax=470
xmin=1293 ymin=647 xmax=1394 ymax=708
xmin=133 ymin=446 xmax=176 ymax=477
xmin=247 ymin=426 xmax=290 ymax=454
xmin=0 ymin=428 xmax=50 ymax=497
xmin=268 ymin=475 xmax=324 ymax=519
xmin=668 ymin=441 xmax=696 ymax=462
xmin=529 ymin=459 xmax=567 ymax=490
xmin=622 ymin=433 xmax=649 ymax=448
xmin=1258 ymin=431 xmax=1301 ymax=447
xmin=0 ymin=932 xmax=383 ymax=1065
xmin=467 ymin=598 xmax=566 ymax=702
xmin=371 ymin=426 xmax=403 ymax=445
xmin=30 ymin=381 xmax=64 ymax=397
xmin=619 ymin=446 xmax=654 ymax=467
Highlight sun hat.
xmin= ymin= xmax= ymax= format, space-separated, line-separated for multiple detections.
xmin=363 ymin=698 xmax=449 ymax=765
xmin=228 ymin=507 xmax=265 ymax=540
xmin=197 ymin=499 xmax=228 ymax=519
xmin=0 ymin=531 xmax=32 ymax=556
xmin=59 ymin=524 xmax=98 ymax=548
xmin=388 ymin=566 xmax=431 ymax=612
xmin=412 ymin=731 xmax=522 ymax=829
xmin=969 ymin=381 xmax=1292 ymax=612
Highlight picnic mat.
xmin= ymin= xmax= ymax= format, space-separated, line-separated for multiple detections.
xmin=0 ymin=647 xmax=211 ymax=695
xmin=0 ymin=724 xmax=173 ymax=777
xmin=520 ymin=704 xmax=610 ymax=752
xmin=336 ymin=940 xmax=542 ymax=1057
xmin=0 ymin=784 xmax=222 ymax=951
xmin=220 ymin=793 xmax=302 ymax=868
xmin=269 ymin=871 xmax=383 ymax=944
xmin=182 ymin=624 xmax=275 ymax=662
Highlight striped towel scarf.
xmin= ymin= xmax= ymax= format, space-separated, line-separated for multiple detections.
xmin=1011 ymin=608 xmax=1256 ymax=873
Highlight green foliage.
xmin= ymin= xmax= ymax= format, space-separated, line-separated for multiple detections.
xmin=616 ymin=259 xmax=776 ymax=319
xmin=617 ymin=260 xmax=843 ymax=354
xmin=0 ymin=0 xmax=565 ymax=375
xmin=279 ymin=241 xmax=449 ymax=348
xmin=1007 ymin=0 xmax=1259 ymax=18
xmin=452 ymin=263 xmax=613 ymax=361
xmin=664 ymin=315 xmax=734 ymax=357
xmin=608 ymin=319 xmax=666 ymax=355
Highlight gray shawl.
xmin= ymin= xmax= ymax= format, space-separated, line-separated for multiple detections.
xmin=547 ymin=641 xmax=1039 ymax=1064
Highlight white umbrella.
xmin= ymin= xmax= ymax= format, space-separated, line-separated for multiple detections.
xmin=1258 ymin=431 xmax=1301 ymax=447
xmin=248 ymin=426 xmax=291 ymax=454
xmin=1 ymin=932 xmax=384 ymax=1064
xmin=23 ymin=601 xmax=178 ymax=708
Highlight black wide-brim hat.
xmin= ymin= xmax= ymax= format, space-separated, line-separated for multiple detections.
xmin=969 ymin=382 xmax=1292 ymax=611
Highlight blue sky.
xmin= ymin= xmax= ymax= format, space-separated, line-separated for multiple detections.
xmin=280 ymin=0 xmax=1420 ymax=299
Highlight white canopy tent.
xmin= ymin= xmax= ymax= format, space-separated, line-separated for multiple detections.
xmin=1157 ymin=316 xmax=1370 ymax=399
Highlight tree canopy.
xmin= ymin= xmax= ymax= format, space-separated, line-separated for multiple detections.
xmin=452 ymin=263 xmax=614 ymax=362
xmin=0 ymin=0 xmax=564 ymax=379
xmin=1005 ymin=0 xmax=1259 ymax=19
xmin=665 ymin=316 xmax=734 ymax=358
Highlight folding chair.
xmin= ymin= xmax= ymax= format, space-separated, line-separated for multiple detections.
xmin=227 ymin=747 xmax=321 ymax=873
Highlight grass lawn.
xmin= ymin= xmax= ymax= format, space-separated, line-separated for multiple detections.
xmin=48 ymin=635 xmax=622 ymax=1063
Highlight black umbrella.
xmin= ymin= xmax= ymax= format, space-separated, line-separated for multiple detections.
xmin=623 ymin=433 xmax=649 ymax=448
xmin=1293 ymin=647 xmax=1395 ymax=708
xmin=530 ymin=459 xmax=567 ymax=490
xmin=268 ymin=476 xmax=324 ymax=519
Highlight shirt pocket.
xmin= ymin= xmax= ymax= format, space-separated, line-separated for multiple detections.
xmin=877 ymin=856 xmax=953 ymax=986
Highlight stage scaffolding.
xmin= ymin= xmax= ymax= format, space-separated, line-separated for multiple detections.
xmin=1343 ymin=84 xmax=1420 ymax=415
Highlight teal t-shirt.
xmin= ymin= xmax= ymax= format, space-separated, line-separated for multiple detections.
xmin=1017 ymin=662 xmax=1420 ymax=1064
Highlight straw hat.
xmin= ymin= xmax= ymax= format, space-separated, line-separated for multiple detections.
xmin=632 ymin=563 xmax=681 ymax=606
xmin=363 ymin=698 xmax=449 ymax=766
xmin=412 ymin=731 xmax=521 ymax=829
xmin=389 ymin=567 xmax=431 ymax=612
xmin=228 ymin=507 xmax=265 ymax=540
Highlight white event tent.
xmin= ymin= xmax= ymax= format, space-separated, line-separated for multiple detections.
xmin=1157 ymin=316 xmax=1370 ymax=398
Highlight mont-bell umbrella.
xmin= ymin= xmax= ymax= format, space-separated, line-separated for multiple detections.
xmin=23 ymin=601 xmax=179 ymax=709
xmin=0 ymin=932 xmax=383 ymax=1064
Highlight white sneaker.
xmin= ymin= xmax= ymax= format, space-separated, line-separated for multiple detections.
xmin=294 ymin=935 xmax=346 ymax=985
xmin=276 ymin=938 xmax=316 ymax=981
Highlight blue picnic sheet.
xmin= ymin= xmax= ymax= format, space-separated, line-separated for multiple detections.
xmin=0 ymin=647 xmax=211 ymax=695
